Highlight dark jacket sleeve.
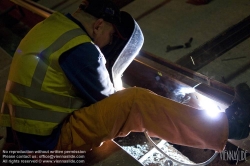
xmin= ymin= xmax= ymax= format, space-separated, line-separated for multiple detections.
xmin=59 ymin=42 xmax=115 ymax=105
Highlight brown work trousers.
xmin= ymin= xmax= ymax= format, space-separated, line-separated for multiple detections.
xmin=56 ymin=87 xmax=228 ymax=152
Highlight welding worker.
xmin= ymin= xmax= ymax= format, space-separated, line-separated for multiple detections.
xmin=1 ymin=0 xmax=250 ymax=154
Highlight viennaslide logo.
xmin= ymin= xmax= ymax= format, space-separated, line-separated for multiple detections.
xmin=220 ymin=147 xmax=248 ymax=165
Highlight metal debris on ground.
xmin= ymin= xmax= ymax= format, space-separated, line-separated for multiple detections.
xmin=190 ymin=56 xmax=195 ymax=65
xmin=184 ymin=37 xmax=193 ymax=48
xmin=166 ymin=37 xmax=193 ymax=52
xmin=166 ymin=45 xmax=184 ymax=52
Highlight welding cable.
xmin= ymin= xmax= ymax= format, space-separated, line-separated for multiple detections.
xmin=144 ymin=130 xmax=218 ymax=166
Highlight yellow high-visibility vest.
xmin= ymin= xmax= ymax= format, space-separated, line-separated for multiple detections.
xmin=0 ymin=12 xmax=92 ymax=136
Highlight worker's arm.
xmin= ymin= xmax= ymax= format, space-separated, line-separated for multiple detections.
xmin=59 ymin=42 xmax=115 ymax=105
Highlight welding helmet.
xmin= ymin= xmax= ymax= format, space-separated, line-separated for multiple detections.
xmin=79 ymin=0 xmax=144 ymax=90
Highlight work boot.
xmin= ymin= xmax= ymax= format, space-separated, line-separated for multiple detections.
xmin=225 ymin=83 xmax=250 ymax=140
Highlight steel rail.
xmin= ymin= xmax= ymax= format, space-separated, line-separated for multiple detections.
xmin=123 ymin=54 xmax=234 ymax=106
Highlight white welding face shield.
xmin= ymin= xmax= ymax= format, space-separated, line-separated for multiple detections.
xmin=102 ymin=11 xmax=144 ymax=90
xmin=112 ymin=21 xmax=144 ymax=90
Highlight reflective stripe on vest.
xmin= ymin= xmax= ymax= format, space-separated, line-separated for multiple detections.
xmin=2 ymin=103 xmax=68 ymax=123
xmin=6 ymin=80 xmax=83 ymax=109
